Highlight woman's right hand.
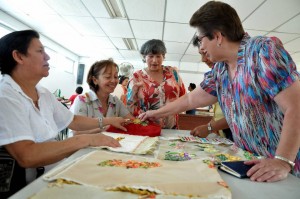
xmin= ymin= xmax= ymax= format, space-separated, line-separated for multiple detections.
xmin=138 ymin=110 xmax=157 ymax=122
xmin=133 ymin=82 xmax=143 ymax=92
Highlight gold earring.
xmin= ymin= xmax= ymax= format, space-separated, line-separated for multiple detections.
xmin=217 ymin=43 xmax=221 ymax=47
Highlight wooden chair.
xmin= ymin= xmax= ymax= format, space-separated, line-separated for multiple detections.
xmin=178 ymin=113 xmax=212 ymax=130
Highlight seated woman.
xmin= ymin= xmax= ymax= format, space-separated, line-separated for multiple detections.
xmin=0 ymin=30 xmax=126 ymax=197
xmin=70 ymin=59 xmax=134 ymax=135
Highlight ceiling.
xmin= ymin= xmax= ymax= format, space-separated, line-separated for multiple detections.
xmin=0 ymin=0 xmax=299 ymax=72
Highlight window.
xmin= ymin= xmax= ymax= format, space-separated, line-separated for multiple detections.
xmin=45 ymin=47 xmax=74 ymax=74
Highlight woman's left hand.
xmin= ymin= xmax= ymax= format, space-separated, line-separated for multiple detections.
xmin=244 ymin=158 xmax=291 ymax=182
xmin=190 ymin=124 xmax=210 ymax=137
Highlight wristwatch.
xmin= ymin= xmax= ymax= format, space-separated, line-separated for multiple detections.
xmin=98 ymin=117 xmax=104 ymax=130
xmin=207 ymin=122 xmax=212 ymax=134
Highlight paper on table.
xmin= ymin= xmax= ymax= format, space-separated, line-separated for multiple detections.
xmin=93 ymin=132 xmax=158 ymax=154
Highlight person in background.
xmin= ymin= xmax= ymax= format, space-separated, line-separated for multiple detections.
xmin=127 ymin=39 xmax=186 ymax=129
xmin=119 ymin=75 xmax=129 ymax=105
xmin=63 ymin=86 xmax=83 ymax=106
xmin=185 ymin=83 xmax=196 ymax=115
xmin=0 ymin=30 xmax=127 ymax=197
xmin=190 ymin=36 xmax=233 ymax=141
xmin=139 ymin=1 xmax=300 ymax=181
xmin=70 ymin=59 xmax=134 ymax=135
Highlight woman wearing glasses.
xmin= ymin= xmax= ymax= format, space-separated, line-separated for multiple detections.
xmin=139 ymin=1 xmax=300 ymax=182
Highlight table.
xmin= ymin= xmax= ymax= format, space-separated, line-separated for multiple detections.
xmin=10 ymin=130 xmax=300 ymax=199
xmin=178 ymin=113 xmax=212 ymax=130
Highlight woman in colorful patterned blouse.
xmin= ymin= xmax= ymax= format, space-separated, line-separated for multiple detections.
xmin=71 ymin=59 xmax=134 ymax=135
xmin=139 ymin=1 xmax=300 ymax=182
xmin=127 ymin=39 xmax=186 ymax=129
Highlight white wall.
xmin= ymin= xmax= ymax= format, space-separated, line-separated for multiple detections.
xmin=180 ymin=72 xmax=205 ymax=90
xmin=0 ymin=10 xmax=80 ymax=99
xmin=39 ymin=68 xmax=77 ymax=99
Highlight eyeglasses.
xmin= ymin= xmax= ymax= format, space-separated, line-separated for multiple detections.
xmin=197 ymin=35 xmax=207 ymax=46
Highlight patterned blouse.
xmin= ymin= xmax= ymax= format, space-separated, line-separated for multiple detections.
xmin=201 ymin=33 xmax=300 ymax=177
xmin=127 ymin=66 xmax=186 ymax=129
xmin=70 ymin=90 xmax=130 ymax=118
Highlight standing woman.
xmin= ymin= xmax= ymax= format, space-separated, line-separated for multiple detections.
xmin=0 ymin=30 xmax=126 ymax=197
xmin=139 ymin=1 xmax=300 ymax=182
xmin=119 ymin=75 xmax=129 ymax=105
xmin=71 ymin=59 xmax=134 ymax=135
xmin=127 ymin=39 xmax=186 ymax=129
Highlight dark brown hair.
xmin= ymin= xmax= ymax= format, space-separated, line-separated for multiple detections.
xmin=119 ymin=75 xmax=129 ymax=84
xmin=86 ymin=59 xmax=118 ymax=92
xmin=0 ymin=30 xmax=40 ymax=75
xmin=189 ymin=1 xmax=244 ymax=42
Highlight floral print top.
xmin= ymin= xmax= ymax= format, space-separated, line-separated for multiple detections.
xmin=201 ymin=33 xmax=300 ymax=177
xmin=127 ymin=66 xmax=186 ymax=129
xmin=70 ymin=90 xmax=130 ymax=118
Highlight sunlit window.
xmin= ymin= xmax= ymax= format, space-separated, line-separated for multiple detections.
xmin=45 ymin=47 xmax=74 ymax=74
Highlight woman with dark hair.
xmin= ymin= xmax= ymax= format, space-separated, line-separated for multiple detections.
xmin=71 ymin=59 xmax=134 ymax=135
xmin=127 ymin=39 xmax=186 ymax=129
xmin=140 ymin=1 xmax=300 ymax=182
xmin=119 ymin=75 xmax=129 ymax=105
xmin=0 ymin=30 xmax=126 ymax=197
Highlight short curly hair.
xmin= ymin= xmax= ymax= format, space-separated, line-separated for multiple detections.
xmin=140 ymin=39 xmax=166 ymax=62
xmin=189 ymin=1 xmax=244 ymax=42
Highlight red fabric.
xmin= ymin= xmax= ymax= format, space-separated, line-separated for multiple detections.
xmin=106 ymin=122 xmax=161 ymax=137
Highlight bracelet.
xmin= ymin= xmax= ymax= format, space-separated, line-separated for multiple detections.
xmin=274 ymin=155 xmax=295 ymax=170
xmin=98 ymin=117 xmax=104 ymax=130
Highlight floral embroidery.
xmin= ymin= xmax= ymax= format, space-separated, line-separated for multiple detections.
xmin=164 ymin=151 xmax=195 ymax=161
xmin=98 ymin=159 xmax=161 ymax=169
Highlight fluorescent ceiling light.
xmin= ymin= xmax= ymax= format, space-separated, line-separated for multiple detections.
xmin=122 ymin=38 xmax=136 ymax=50
xmin=102 ymin=0 xmax=126 ymax=18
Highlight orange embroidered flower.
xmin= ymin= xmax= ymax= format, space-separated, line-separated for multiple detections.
xmin=98 ymin=159 xmax=161 ymax=169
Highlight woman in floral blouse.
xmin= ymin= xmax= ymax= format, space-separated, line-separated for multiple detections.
xmin=71 ymin=59 xmax=134 ymax=135
xmin=127 ymin=39 xmax=186 ymax=129
xmin=139 ymin=1 xmax=300 ymax=182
